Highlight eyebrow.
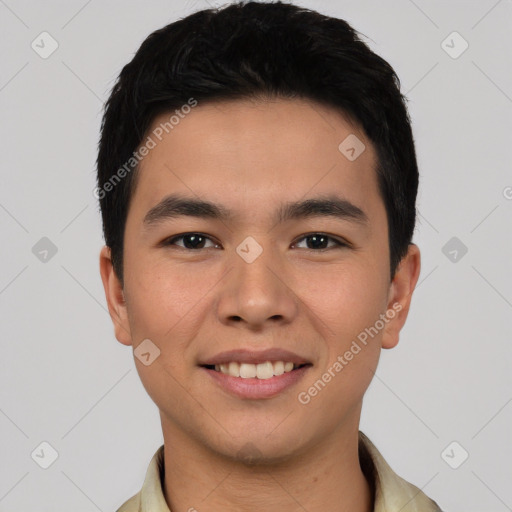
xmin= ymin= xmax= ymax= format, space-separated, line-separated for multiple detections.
xmin=143 ymin=193 xmax=369 ymax=228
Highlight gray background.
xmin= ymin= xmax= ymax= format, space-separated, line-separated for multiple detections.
xmin=1 ymin=0 xmax=511 ymax=510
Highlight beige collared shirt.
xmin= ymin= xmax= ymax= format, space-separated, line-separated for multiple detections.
xmin=116 ymin=431 xmax=442 ymax=512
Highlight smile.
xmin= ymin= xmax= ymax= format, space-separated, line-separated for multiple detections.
xmin=201 ymin=362 xmax=312 ymax=399
xmin=206 ymin=361 xmax=309 ymax=379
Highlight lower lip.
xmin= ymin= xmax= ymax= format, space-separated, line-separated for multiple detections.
xmin=202 ymin=365 xmax=311 ymax=399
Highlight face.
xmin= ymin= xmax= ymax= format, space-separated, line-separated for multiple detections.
xmin=100 ymin=98 xmax=420 ymax=463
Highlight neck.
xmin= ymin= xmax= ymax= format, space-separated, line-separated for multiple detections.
xmin=160 ymin=419 xmax=373 ymax=512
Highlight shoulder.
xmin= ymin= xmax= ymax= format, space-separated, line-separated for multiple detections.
xmin=115 ymin=491 xmax=141 ymax=512
xmin=114 ymin=444 xmax=166 ymax=512
xmin=359 ymin=432 xmax=443 ymax=512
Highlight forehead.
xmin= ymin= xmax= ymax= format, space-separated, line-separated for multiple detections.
xmin=130 ymin=97 xmax=382 ymax=226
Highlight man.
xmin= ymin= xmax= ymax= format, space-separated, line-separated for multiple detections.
xmin=97 ymin=1 xmax=442 ymax=510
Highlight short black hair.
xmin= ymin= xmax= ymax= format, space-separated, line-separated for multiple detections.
xmin=96 ymin=0 xmax=418 ymax=286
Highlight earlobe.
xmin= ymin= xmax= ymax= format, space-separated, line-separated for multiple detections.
xmin=99 ymin=246 xmax=133 ymax=346
xmin=381 ymin=243 xmax=421 ymax=350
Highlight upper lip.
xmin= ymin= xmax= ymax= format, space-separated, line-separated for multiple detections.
xmin=199 ymin=348 xmax=311 ymax=366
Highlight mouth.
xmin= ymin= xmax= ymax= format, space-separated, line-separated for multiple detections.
xmin=201 ymin=361 xmax=312 ymax=379
xmin=198 ymin=348 xmax=313 ymax=399
xmin=199 ymin=359 xmax=313 ymax=400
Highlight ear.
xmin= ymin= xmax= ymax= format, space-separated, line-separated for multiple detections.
xmin=381 ymin=243 xmax=421 ymax=350
xmin=99 ymin=245 xmax=133 ymax=346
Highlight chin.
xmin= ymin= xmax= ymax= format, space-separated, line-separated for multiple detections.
xmin=228 ymin=441 xmax=298 ymax=467
xmin=212 ymin=428 xmax=311 ymax=467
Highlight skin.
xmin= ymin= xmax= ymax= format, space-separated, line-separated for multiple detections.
xmin=100 ymin=97 xmax=421 ymax=512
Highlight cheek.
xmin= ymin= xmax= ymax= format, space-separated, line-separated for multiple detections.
xmin=123 ymin=250 xmax=219 ymax=340
xmin=296 ymin=265 xmax=385 ymax=419
xmin=124 ymin=273 xmax=179 ymax=340
xmin=122 ymin=259 xmax=207 ymax=412
xmin=297 ymin=261 xmax=388 ymax=341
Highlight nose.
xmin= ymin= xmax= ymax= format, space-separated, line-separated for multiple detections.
xmin=215 ymin=243 xmax=298 ymax=329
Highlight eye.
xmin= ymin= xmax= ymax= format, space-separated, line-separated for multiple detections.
xmin=162 ymin=232 xmax=349 ymax=251
xmin=164 ymin=233 xmax=220 ymax=250
xmin=292 ymin=233 xmax=348 ymax=250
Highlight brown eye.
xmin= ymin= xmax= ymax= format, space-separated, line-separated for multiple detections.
xmin=293 ymin=233 xmax=347 ymax=250
xmin=165 ymin=233 xmax=218 ymax=250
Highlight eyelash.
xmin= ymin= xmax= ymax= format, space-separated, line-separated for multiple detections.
xmin=163 ymin=232 xmax=349 ymax=251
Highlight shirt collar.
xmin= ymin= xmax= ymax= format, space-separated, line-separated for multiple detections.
xmin=358 ymin=431 xmax=442 ymax=511
xmin=117 ymin=432 xmax=442 ymax=512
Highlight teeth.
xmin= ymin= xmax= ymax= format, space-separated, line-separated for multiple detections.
xmin=273 ymin=361 xmax=285 ymax=376
xmin=239 ymin=363 xmax=257 ymax=378
xmin=214 ymin=361 xmax=302 ymax=379
xmin=228 ymin=361 xmax=240 ymax=377
xmin=256 ymin=361 xmax=274 ymax=380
